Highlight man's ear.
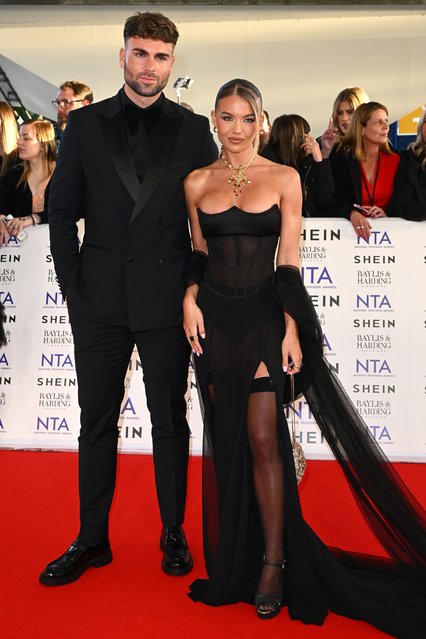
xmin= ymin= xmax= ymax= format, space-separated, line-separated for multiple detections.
xmin=119 ymin=47 xmax=125 ymax=70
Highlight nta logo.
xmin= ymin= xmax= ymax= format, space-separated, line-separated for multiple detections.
xmin=357 ymin=230 xmax=392 ymax=245
xmin=44 ymin=292 xmax=66 ymax=306
xmin=41 ymin=353 xmax=74 ymax=368
xmin=356 ymin=294 xmax=391 ymax=309
xmin=301 ymin=266 xmax=333 ymax=285
xmin=356 ymin=359 xmax=392 ymax=374
xmin=0 ymin=291 xmax=14 ymax=305
xmin=36 ymin=417 xmax=70 ymax=431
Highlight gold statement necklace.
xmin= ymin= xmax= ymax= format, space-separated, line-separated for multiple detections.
xmin=222 ymin=152 xmax=257 ymax=197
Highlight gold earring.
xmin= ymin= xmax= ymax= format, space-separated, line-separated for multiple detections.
xmin=213 ymin=125 xmax=218 ymax=133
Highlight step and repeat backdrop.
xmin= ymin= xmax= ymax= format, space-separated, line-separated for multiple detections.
xmin=1 ymin=218 xmax=425 ymax=460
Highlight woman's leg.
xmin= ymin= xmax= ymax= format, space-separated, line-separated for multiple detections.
xmin=247 ymin=366 xmax=285 ymax=613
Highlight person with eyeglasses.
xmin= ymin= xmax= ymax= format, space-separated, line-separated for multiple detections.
xmin=52 ymin=80 xmax=93 ymax=135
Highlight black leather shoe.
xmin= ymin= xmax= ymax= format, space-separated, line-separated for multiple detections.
xmin=39 ymin=539 xmax=112 ymax=586
xmin=160 ymin=526 xmax=193 ymax=576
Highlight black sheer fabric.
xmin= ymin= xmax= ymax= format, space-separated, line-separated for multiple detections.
xmin=0 ymin=301 xmax=6 ymax=347
xmin=184 ymin=250 xmax=209 ymax=288
xmin=188 ymin=204 xmax=426 ymax=638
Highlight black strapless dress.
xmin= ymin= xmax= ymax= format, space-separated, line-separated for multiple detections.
xmin=188 ymin=205 xmax=426 ymax=639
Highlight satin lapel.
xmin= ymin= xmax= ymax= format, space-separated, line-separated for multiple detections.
xmin=130 ymin=100 xmax=182 ymax=223
xmin=102 ymin=104 xmax=140 ymax=202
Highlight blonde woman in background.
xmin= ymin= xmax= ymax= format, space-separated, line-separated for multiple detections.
xmin=0 ymin=102 xmax=19 ymax=185
xmin=320 ymin=86 xmax=369 ymax=159
xmin=0 ymin=118 xmax=56 ymax=245
xmin=397 ymin=109 xmax=426 ymax=221
xmin=403 ymin=108 xmax=426 ymax=168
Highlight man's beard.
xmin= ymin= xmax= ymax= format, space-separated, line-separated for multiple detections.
xmin=124 ymin=68 xmax=169 ymax=98
xmin=57 ymin=113 xmax=67 ymax=132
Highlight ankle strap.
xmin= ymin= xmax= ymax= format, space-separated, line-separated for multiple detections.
xmin=263 ymin=556 xmax=286 ymax=569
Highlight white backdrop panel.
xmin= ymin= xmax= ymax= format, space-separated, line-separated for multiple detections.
xmin=0 ymin=218 xmax=425 ymax=461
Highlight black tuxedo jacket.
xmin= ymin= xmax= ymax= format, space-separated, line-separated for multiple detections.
xmin=48 ymin=91 xmax=217 ymax=331
xmin=329 ymin=151 xmax=407 ymax=218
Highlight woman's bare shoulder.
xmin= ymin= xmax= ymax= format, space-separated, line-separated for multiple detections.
xmin=185 ymin=161 xmax=220 ymax=186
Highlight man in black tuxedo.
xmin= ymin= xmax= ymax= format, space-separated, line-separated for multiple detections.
xmin=40 ymin=12 xmax=217 ymax=586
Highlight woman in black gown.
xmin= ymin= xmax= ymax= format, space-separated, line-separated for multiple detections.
xmin=183 ymin=79 xmax=426 ymax=638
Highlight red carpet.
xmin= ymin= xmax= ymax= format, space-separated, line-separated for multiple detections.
xmin=2 ymin=450 xmax=424 ymax=639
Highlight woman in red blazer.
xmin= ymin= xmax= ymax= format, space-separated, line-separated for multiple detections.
xmin=330 ymin=102 xmax=407 ymax=240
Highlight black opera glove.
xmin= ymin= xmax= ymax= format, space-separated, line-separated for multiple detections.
xmin=273 ymin=265 xmax=305 ymax=309
xmin=184 ymin=250 xmax=208 ymax=288
xmin=273 ymin=265 xmax=324 ymax=359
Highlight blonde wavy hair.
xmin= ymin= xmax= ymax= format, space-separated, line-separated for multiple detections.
xmin=408 ymin=109 xmax=426 ymax=169
xmin=332 ymin=87 xmax=369 ymax=142
xmin=17 ymin=119 xmax=57 ymax=187
xmin=0 ymin=101 xmax=19 ymax=178
xmin=340 ymin=102 xmax=394 ymax=162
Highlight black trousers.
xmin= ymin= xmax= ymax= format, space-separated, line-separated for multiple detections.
xmin=68 ymin=306 xmax=191 ymax=545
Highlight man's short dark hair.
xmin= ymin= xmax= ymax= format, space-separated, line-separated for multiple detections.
xmin=59 ymin=80 xmax=94 ymax=104
xmin=123 ymin=12 xmax=179 ymax=47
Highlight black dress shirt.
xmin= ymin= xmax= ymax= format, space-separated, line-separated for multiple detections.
xmin=121 ymin=89 xmax=164 ymax=183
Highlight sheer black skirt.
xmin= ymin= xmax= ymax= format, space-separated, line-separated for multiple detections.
xmin=189 ymin=272 xmax=426 ymax=639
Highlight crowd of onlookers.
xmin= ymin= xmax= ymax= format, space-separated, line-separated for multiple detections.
xmin=259 ymin=87 xmax=426 ymax=238
xmin=0 ymin=82 xmax=425 ymax=248
xmin=0 ymin=81 xmax=92 ymax=245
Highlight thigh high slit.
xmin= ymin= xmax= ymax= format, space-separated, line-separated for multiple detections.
xmin=188 ymin=206 xmax=426 ymax=639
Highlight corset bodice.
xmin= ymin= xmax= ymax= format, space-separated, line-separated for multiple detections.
xmin=197 ymin=204 xmax=280 ymax=296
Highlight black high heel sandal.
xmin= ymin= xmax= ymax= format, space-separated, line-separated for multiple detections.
xmin=254 ymin=557 xmax=286 ymax=620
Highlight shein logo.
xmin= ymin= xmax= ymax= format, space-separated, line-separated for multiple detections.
xmin=41 ymin=353 xmax=74 ymax=368
xmin=356 ymin=359 xmax=392 ymax=374
xmin=356 ymin=294 xmax=391 ymax=309
xmin=357 ymin=231 xmax=392 ymax=245
xmin=301 ymin=266 xmax=333 ymax=285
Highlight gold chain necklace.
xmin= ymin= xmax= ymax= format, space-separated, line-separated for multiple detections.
xmin=222 ymin=152 xmax=256 ymax=197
